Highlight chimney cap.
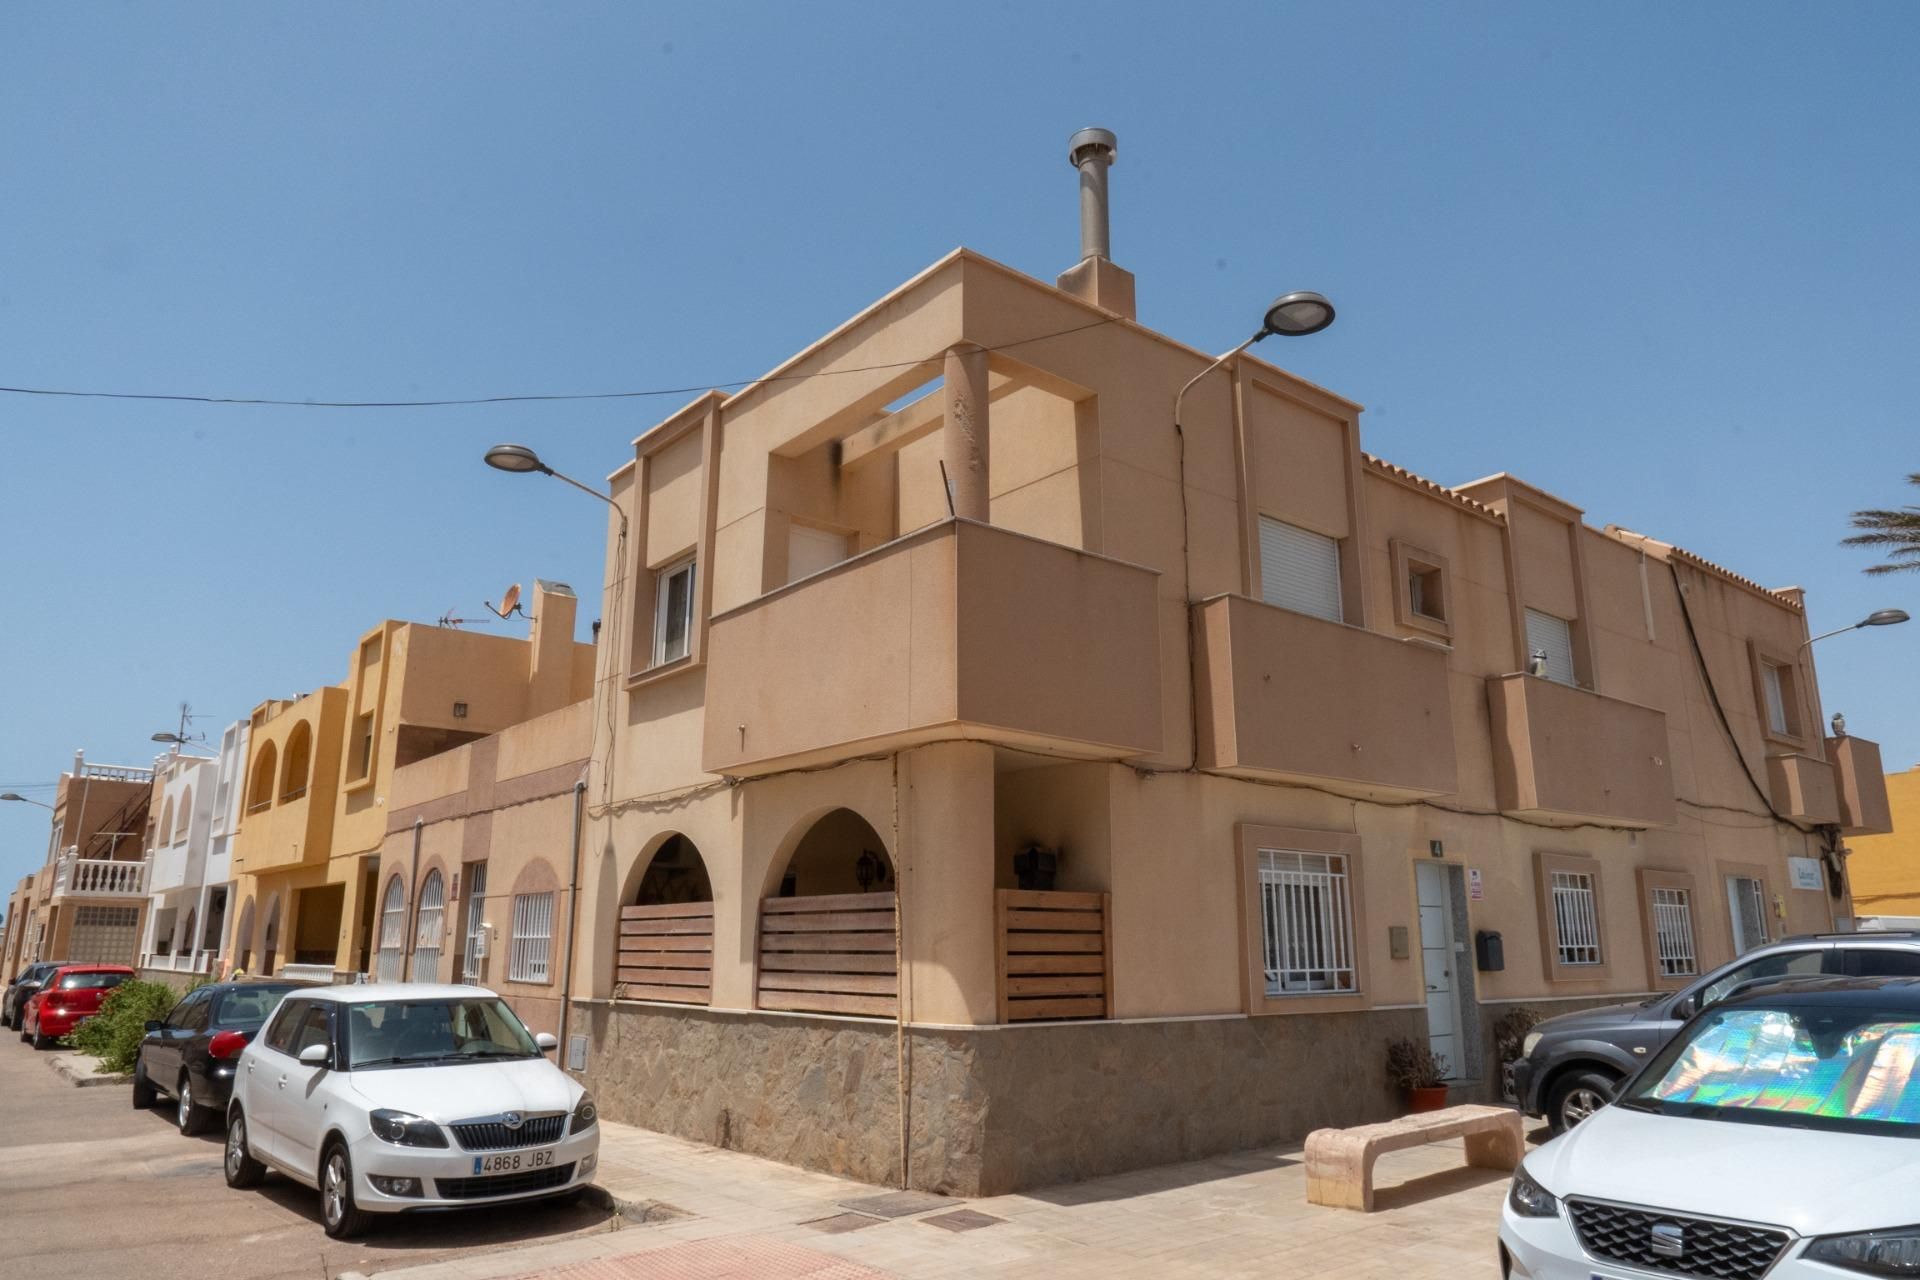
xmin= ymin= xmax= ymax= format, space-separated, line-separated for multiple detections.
xmin=1068 ymin=127 xmax=1117 ymax=168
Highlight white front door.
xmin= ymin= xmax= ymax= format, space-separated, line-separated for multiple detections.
xmin=1415 ymin=863 xmax=1459 ymax=1079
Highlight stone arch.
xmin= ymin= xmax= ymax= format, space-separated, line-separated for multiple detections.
xmin=261 ymin=894 xmax=282 ymax=975
xmin=280 ymin=721 xmax=313 ymax=801
xmin=375 ymin=873 xmax=407 ymax=982
xmin=247 ymin=742 xmax=277 ymax=812
xmin=764 ymin=806 xmax=895 ymax=899
xmin=158 ymin=797 xmax=175 ymax=849
xmin=410 ymin=867 xmax=446 ymax=982
xmin=180 ymin=908 xmax=197 ymax=957
xmin=175 ymin=786 xmax=193 ymax=842
xmin=233 ymin=897 xmax=255 ymax=970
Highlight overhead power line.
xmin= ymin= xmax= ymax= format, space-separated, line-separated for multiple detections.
xmin=0 ymin=316 xmax=1123 ymax=411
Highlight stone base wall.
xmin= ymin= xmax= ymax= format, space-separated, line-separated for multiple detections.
xmin=138 ymin=967 xmax=207 ymax=993
xmin=571 ymin=1000 xmax=1426 ymax=1196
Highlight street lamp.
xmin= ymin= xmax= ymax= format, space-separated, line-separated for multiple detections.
xmin=484 ymin=444 xmax=628 ymax=533
xmin=1802 ymin=608 xmax=1910 ymax=649
xmin=1174 ymin=291 xmax=1338 ymax=428
xmin=0 ymin=793 xmax=53 ymax=810
xmin=151 ymin=732 xmax=214 ymax=756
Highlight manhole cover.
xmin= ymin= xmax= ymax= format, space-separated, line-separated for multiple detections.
xmin=837 ymin=1190 xmax=954 ymax=1219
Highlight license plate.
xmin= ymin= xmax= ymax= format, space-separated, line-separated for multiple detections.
xmin=472 ymin=1148 xmax=555 ymax=1176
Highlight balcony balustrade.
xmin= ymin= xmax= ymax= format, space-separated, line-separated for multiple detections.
xmin=52 ymin=850 xmax=150 ymax=899
xmin=1827 ymin=735 xmax=1894 ymax=836
xmin=1486 ymin=674 xmax=1676 ymax=828
xmin=1766 ymin=752 xmax=1841 ymax=826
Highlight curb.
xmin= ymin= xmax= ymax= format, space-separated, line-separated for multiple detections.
xmin=579 ymin=1183 xmax=685 ymax=1225
xmin=48 ymin=1052 xmax=130 ymax=1088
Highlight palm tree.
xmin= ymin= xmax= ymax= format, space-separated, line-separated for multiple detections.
xmin=1845 ymin=474 xmax=1920 ymax=574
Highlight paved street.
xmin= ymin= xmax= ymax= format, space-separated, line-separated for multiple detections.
xmin=0 ymin=1040 xmax=615 ymax=1280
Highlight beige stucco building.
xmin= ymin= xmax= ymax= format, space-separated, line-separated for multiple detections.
xmin=549 ymin=140 xmax=1894 ymax=1196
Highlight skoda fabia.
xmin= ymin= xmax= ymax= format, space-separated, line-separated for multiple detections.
xmin=224 ymin=983 xmax=599 ymax=1238
xmin=1500 ymin=976 xmax=1920 ymax=1279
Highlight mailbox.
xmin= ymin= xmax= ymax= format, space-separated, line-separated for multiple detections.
xmin=1475 ymin=929 xmax=1505 ymax=973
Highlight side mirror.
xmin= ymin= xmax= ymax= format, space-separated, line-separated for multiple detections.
xmin=534 ymin=1032 xmax=558 ymax=1053
xmin=144 ymin=1020 xmax=163 ymax=1033
xmin=1672 ymin=996 xmax=1696 ymax=1020
xmin=297 ymin=1043 xmax=331 ymax=1067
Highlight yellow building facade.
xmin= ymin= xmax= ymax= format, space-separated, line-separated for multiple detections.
xmin=1846 ymin=764 xmax=1920 ymax=925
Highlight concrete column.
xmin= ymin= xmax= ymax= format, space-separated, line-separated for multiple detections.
xmin=898 ymin=740 xmax=997 ymax=1025
xmin=941 ymin=345 xmax=991 ymax=521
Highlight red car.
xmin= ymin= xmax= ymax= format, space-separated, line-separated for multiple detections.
xmin=19 ymin=965 xmax=134 ymax=1049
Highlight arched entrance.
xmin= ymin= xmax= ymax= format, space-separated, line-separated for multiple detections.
xmin=615 ymin=833 xmax=714 ymax=1006
xmin=374 ymin=876 xmax=406 ymax=982
xmin=411 ymin=870 xmax=445 ymax=982
xmin=261 ymin=895 xmax=281 ymax=976
xmin=757 ymin=808 xmax=898 ymax=1017
xmin=234 ymin=897 xmax=255 ymax=972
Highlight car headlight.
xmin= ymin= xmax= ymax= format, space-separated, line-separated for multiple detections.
xmin=1521 ymin=1031 xmax=1543 ymax=1059
xmin=1806 ymin=1227 xmax=1920 ymax=1275
xmin=1507 ymin=1164 xmax=1560 ymax=1219
xmin=571 ymin=1093 xmax=598 ymax=1134
xmin=367 ymin=1109 xmax=448 ymax=1148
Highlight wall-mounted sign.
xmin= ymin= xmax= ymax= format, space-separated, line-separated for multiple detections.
xmin=1788 ymin=857 xmax=1825 ymax=892
xmin=1468 ymin=868 xmax=1484 ymax=901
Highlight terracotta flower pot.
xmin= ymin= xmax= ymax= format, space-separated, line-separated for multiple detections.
xmin=1406 ymin=1085 xmax=1450 ymax=1113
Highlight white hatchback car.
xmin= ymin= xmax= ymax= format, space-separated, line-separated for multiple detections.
xmin=224 ymin=983 xmax=599 ymax=1238
xmin=1501 ymin=975 xmax=1920 ymax=1279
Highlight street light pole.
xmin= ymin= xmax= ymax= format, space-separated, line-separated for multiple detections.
xmin=1801 ymin=608 xmax=1910 ymax=650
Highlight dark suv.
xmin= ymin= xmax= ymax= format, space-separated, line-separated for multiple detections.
xmin=2 ymin=960 xmax=69 ymax=1030
xmin=1508 ymin=930 xmax=1920 ymax=1133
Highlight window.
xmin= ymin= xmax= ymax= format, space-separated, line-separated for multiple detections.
xmin=246 ymin=743 xmax=277 ymax=813
xmin=1551 ymin=870 xmax=1602 ymax=966
xmin=508 ymin=892 xmax=554 ymax=984
xmin=461 ymin=863 xmax=489 ymax=981
xmin=1389 ymin=540 xmax=1452 ymax=638
xmin=1524 ymin=608 xmax=1576 ymax=685
xmin=1846 ymin=949 xmax=1920 ymax=979
xmin=289 ymin=1003 xmax=333 ymax=1059
xmin=349 ymin=712 xmax=376 ymax=783
xmin=1258 ymin=517 xmax=1343 ymax=623
xmin=1761 ymin=662 xmax=1792 ymax=737
xmin=173 ymin=990 xmax=212 ymax=1033
xmin=1728 ymin=875 xmax=1770 ymax=954
xmin=411 ymin=870 xmax=445 ymax=983
xmin=1256 ymin=849 xmax=1357 ymax=995
xmin=374 ymin=877 xmax=407 ymax=982
xmin=1409 ymin=565 xmax=1444 ymax=622
xmin=263 ymin=1000 xmax=305 ymax=1054
xmin=653 ymin=559 xmax=696 ymax=666
xmin=787 ymin=524 xmax=850 ymax=584
xmin=1650 ymin=887 xmax=1697 ymax=978
xmin=1699 ymin=948 xmax=1823 ymax=1008
xmin=280 ymin=722 xmax=312 ymax=801
xmin=174 ymin=787 xmax=192 ymax=843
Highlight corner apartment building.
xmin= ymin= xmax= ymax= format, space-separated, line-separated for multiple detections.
xmin=139 ymin=719 xmax=250 ymax=980
xmin=228 ymin=580 xmax=594 ymax=980
xmin=1840 ymin=763 xmax=1920 ymax=927
xmin=1 ymin=751 xmax=156 ymax=982
xmin=557 ymin=136 xmax=1895 ymax=1197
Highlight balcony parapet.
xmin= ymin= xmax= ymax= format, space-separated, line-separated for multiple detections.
xmin=1193 ymin=595 xmax=1458 ymax=800
xmin=1765 ymin=752 xmax=1841 ymax=826
xmin=1486 ymin=674 xmax=1675 ymax=828
xmin=52 ymin=852 xmax=149 ymax=899
xmin=1827 ymin=735 xmax=1893 ymax=836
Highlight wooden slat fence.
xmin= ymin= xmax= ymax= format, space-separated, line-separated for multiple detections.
xmin=757 ymin=891 xmax=898 ymax=1018
xmin=615 ymin=901 xmax=713 ymax=1005
xmin=996 ymin=889 xmax=1112 ymax=1022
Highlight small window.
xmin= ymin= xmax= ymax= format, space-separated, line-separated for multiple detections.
xmin=349 ymin=711 xmax=376 ymax=783
xmin=1728 ymin=875 xmax=1770 ymax=954
xmin=289 ymin=1003 xmax=333 ymax=1059
xmin=1258 ymin=517 xmax=1343 ymax=623
xmin=1409 ymin=565 xmax=1445 ymax=623
xmin=1761 ymin=662 xmax=1793 ymax=738
xmin=263 ymin=1000 xmax=305 ymax=1054
xmin=1524 ymin=608 xmax=1577 ymax=685
xmin=1650 ymin=887 xmax=1697 ymax=978
xmin=1256 ymin=849 xmax=1356 ymax=995
xmin=174 ymin=991 xmax=213 ymax=1033
xmin=653 ymin=559 xmax=697 ymax=666
xmin=1551 ymin=870 xmax=1602 ymax=966
xmin=787 ymin=524 xmax=850 ymax=584
xmin=508 ymin=892 xmax=555 ymax=984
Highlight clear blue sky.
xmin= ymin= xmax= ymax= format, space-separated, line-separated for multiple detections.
xmin=3 ymin=4 xmax=1917 ymax=897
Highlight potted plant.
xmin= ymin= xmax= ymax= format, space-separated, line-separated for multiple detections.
xmin=1386 ymin=1037 xmax=1451 ymax=1112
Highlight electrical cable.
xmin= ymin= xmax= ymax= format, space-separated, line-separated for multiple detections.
xmin=0 ymin=316 xmax=1122 ymax=411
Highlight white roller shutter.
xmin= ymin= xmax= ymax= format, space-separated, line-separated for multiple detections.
xmin=1524 ymin=608 xmax=1576 ymax=685
xmin=1258 ymin=517 xmax=1343 ymax=623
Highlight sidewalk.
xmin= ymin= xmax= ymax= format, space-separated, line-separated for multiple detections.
xmin=347 ymin=1118 xmax=1511 ymax=1280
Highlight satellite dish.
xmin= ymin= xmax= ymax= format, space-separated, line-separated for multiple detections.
xmin=486 ymin=583 xmax=524 ymax=620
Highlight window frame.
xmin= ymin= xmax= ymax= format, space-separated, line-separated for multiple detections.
xmin=460 ymin=862 xmax=488 ymax=982
xmin=1523 ymin=608 xmax=1578 ymax=687
xmin=651 ymin=557 xmax=698 ymax=669
xmin=1236 ymin=823 xmax=1368 ymax=1015
xmin=1746 ymin=640 xmax=1807 ymax=748
xmin=1389 ymin=539 xmax=1453 ymax=640
xmin=1636 ymin=868 xmax=1700 ymax=991
xmin=1721 ymin=860 xmax=1776 ymax=956
xmin=1256 ymin=515 xmax=1345 ymax=625
xmin=1535 ymin=850 xmax=1611 ymax=982
xmin=508 ymin=891 xmax=555 ymax=985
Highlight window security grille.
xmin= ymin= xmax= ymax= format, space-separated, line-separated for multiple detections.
xmin=1258 ymin=849 xmax=1356 ymax=995
xmin=1258 ymin=517 xmax=1343 ymax=624
xmin=1651 ymin=886 xmax=1697 ymax=977
xmin=375 ymin=878 xmax=407 ymax=983
xmin=1552 ymin=871 xmax=1602 ymax=966
xmin=412 ymin=871 xmax=445 ymax=982
xmin=509 ymin=892 xmax=555 ymax=984
xmin=462 ymin=863 xmax=488 ymax=981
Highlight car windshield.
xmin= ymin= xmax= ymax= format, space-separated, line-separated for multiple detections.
xmin=1621 ymin=1003 xmax=1920 ymax=1137
xmin=343 ymin=997 xmax=540 ymax=1069
xmin=58 ymin=972 xmax=129 ymax=991
xmin=213 ymin=986 xmax=298 ymax=1029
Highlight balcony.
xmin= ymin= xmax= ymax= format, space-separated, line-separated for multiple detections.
xmin=1192 ymin=595 xmax=1457 ymax=799
xmin=1486 ymin=674 xmax=1675 ymax=827
xmin=703 ymin=519 xmax=1162 ymax=776
xmin=52 ymin=851 xmax=149 ymax=899
xmin=146 ymin=839 xmax=199 ymax=894
xmin=1766 ymin=752 xmax=1841 ymax=826
xmin=1827 ymin=735 xmax=1894 ymax=835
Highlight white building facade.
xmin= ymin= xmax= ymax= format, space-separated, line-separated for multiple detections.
xmin=139 ymin=719 xmax=247 ymax=976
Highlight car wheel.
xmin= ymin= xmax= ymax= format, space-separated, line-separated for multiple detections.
xmin=224 ymin=1110 xmax=265 ymax=1189
xmin=131 ymin=1060 xmax=156 ymax=1109
xmin=176 ymin=1073 xmax=205 ymax=1135
xmin=1547 ymin=1069 xmax=1620 ymax=1134
xmin=320 ymin=1142 xmax=370 ymax=1240
xmin=31 ymin=1025 xmax=52 ymax=1051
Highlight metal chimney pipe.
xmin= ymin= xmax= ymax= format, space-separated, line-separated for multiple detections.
xmin=1068 ymin=127 xmax=1117 ymax=262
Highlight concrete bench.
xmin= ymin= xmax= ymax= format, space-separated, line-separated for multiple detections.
xmin=1305 ymin=1103 xmax=1524 ymax=1212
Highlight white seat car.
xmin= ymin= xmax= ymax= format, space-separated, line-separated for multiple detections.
xmin=1501 ymin=975 xmax=1920 ymax=1279
xmin=223 ymin=983 xmax=599 ymax=1238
